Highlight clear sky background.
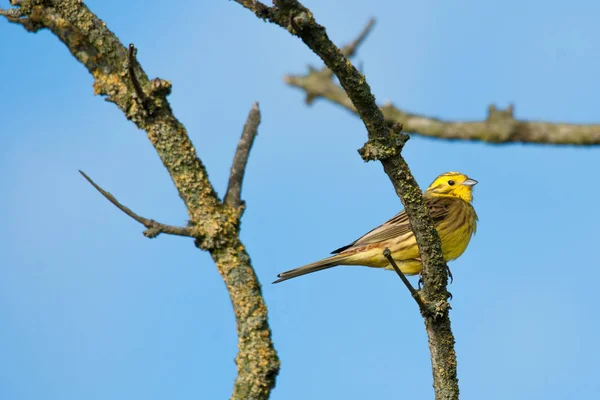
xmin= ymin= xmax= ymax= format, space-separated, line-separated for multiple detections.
xmin=1 ymin=1 xmax=599 ymax=399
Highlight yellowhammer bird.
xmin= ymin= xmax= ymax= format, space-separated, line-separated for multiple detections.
xmin=274 ymin=172 xmax=478 ymax=283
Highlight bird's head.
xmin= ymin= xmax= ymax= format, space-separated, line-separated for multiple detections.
xmin=424 ymin=172 xmax=478 ymax=203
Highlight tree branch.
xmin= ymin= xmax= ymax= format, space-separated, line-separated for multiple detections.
xmin=1 ymin=1 xmax=45 ymax=31
xmin=79 ymin=170 xmax=195 ymax=239
xmin=236 ymin=1 xmax=458 ymax=399
xmin=383 ymin=248 xmax=427 ymax=313
xmin=284 ymin=19 xmax=600 ymax=146
xmin=318 ymin=17 xmax=375 ymax=81
xmin=224 ymin=102 xmax=261 ymax=209
xmin=126 ymin=44 xmax=149 ymax=112
xmin=2 ymin=1 xmax=280 ymax=398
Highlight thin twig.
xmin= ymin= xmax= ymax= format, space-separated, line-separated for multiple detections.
xmin=224 ymin=102 xmax=261 ymax=209
xmin=341 ymin=17 xmax=375 ymax=58
xmin=126 ymin=44 xmax=148 ymax=109
xmin=79 ymin=170 xmax=195 ymax=239
xmin=317 ymin=17 xmax=375 ymax=80
xmin=383 ymin=248 xmax=427 ymax=312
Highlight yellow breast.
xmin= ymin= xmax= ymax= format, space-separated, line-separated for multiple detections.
xmin=437 ymin=201 xmax=477 ymax=261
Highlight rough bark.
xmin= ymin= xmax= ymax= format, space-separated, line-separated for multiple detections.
xmin=1 ymin=1 xmax=279 ymax=399
xmin=235 ymin=1 xmax=459 ymax=399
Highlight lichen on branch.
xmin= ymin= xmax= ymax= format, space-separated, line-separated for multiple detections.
xmin=2 ymin=1 xmax=280 ymax=399
xmin=235 ymin=1 xmax=459 ymax=399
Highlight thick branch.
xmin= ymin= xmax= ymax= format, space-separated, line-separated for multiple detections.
xmin=225 ymin=102 xmax=261 ymax=209
xmin=3 ymin=1 xmax=280 ymax=398
xmin=284 ymin=19 xmax=600 ymax=146
xmin=236 ymin=1 xmax=457 ymax=399
xmin=79 ymin=170 xmax=195 ymax=239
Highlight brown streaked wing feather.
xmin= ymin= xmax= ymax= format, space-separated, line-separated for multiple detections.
xmin=330 ymin=196 xmax=454 ymax=254
xmin=427 ymin=196 xmax=455 ymax=224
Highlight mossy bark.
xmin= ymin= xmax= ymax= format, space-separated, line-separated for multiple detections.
xmin=236 ymin=1 xmax=459 ymax=398
xmin=3 ymin=1 xmax=280 ymax=399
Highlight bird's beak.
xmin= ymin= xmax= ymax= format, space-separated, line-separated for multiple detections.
xmin=463 ymin=178 xmax=478 ymax=187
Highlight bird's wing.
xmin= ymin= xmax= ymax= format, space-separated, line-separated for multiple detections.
xmin=331 ymin=196 xmax=452 ymax=254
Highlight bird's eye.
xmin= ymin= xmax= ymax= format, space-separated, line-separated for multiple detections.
xmin=448 ymin=180 xmax=455 ymax=186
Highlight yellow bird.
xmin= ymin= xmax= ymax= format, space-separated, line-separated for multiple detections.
xmin=274 ymin=172 xmax=478 ymax=283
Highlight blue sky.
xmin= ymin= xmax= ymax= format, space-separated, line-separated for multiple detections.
xmin=1 ymin=0 xmax=599 ymax=399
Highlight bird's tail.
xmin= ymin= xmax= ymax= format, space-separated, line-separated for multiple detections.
xmin=273 ymin=255 xmax=345 ymax=284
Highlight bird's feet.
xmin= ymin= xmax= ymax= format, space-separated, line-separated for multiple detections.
xmin=418 ymin=264 xmax=453 ymax=288
xmin=446 ymin=264 xmax=454 ymax=284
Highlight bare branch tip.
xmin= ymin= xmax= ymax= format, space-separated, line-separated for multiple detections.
xmin=342 ymin=16 xmax=377 ymax=58
xmin=363 ymin=17 xmax=376 ymax=35
xmin=79 ymin=169 xmax=100 ymax=189
xmin=224 ymin=103 xmax=262 ymax=208
xmin=250 ymin=102 xmax=261 ymax=118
